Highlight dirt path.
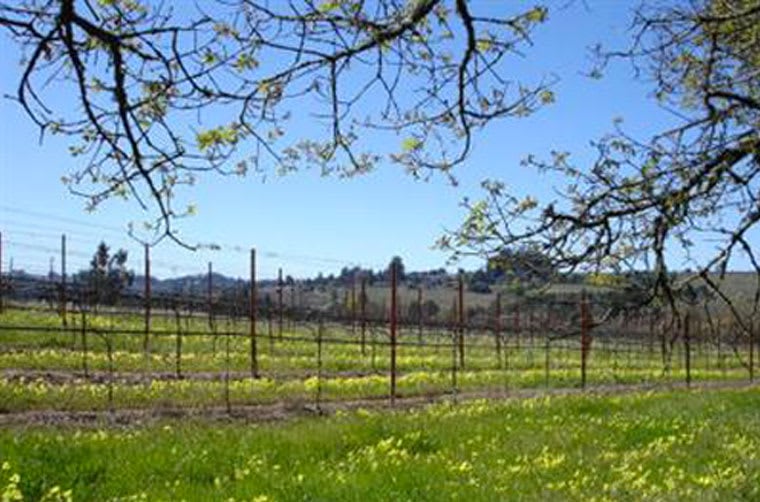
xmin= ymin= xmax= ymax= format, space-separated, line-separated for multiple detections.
xmin=0 ymin=368 xmax=386 ymax=385
xmin=0 ymin=379 xmax=756 ymax=428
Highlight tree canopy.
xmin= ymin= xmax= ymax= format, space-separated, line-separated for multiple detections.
xmin=442 ymin=0 xmax=760 ymax=325
xmin=75 ymin=241 xmax=134 ymax=305
xmin=1 ymin=0 xmax=552 ymax=245
xmin=4 ymin=0 xmax=759 ymax=331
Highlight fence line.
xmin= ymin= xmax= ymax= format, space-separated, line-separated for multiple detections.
xmin=0 ymin=233 xmax=758 ymax=416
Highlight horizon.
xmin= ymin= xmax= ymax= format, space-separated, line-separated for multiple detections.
xmin=2 ymin=1 xmax=758 ymax=280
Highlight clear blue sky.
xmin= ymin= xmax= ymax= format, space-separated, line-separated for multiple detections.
xmin=0 ymin=1 xmax=741 ymax=280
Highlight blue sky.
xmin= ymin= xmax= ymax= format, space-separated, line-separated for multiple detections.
xmin=0 ymin=1 xmax=729 ymax=280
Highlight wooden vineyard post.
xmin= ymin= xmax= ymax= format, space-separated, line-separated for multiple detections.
xmin=700 ymin=320 xmax=710 ymax=372
xmin=80 ymin=308 xmax=89 ymax=378
xmin=316 ymin=320 xmax=324 ymax=411
xmin=290 ymin=284 xmax=296 ymax=331
xmin=143 ymin=244 xmax=151 ymax=360
xmin=224 ymin=316 xmax=231 ymax=415
xmin=749 ymin=319 xmax=754 ymax=383
xmin=208 ymin=261 xmax=219 ymax=357
xmin=514 ymin=303 xmax=521 ymax=352
xmin=250 ymin=249 xmax=259 ymax=379
xmin=0 ymin=231 xmax=4 ymax=314
xmin=417 ymin=286 xmax=423 ymax=345
xmin=458 ymin=272 xmax=465 ymax=370
xmin=494 ymin=293 xmax=502 ymax=369
xmin=277 ymin=268 xmax=284 ymax=340
xmin=174 ymin=307 xmax=183 ymax=379
xmin=360 ymin=276 xmax=367 ymax=356
xmin=684 ymin=312 xmax=692 ymax=387
xmin=580 ymin=292 xmax=592 ymax=389
xmin=717 ymin=318 xmax=725 ymax=375
xmin=268 ymin=296 xmax=274 ymax=353
xmin=351 ymin=274 xmax=356 ymax=337
xmin=207 ymin=262 xmax=214 ymax=327
xmin=389 ymin=260 xmax=398 ymax=406
xmin=61 ymin=234 xmax=67 ymax=326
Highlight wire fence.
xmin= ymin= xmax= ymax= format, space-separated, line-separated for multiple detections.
xmin=0 ymin=230 xmax=757 ymax=417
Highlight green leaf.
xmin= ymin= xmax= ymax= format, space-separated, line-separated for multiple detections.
xmin=539 ymin=90 xmax=555 ymax=104
xmin=318 ymin=1 xmax=341 ymax=13
xmin=476 ymin=38 xmax=493 ymax=52
xmin=196 ymin=125 xmax=240 ymax=151
xmin=401 ymin=137 xmax=423 ymax=152
xmin=526 ymin=6 xmax=548 ymax=23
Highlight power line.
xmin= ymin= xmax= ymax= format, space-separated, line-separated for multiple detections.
xmin=0 ymin=205 xmax=127 ymax=233
xmin=1 ymin=206 xmax=391 ymax=273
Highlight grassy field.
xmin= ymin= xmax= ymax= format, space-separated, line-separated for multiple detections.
xmin=1 ymin=386 xmax=759 ymax=501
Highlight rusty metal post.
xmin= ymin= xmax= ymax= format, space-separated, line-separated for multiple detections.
xmin=684 ymin=312 xmax=692 ymax=387
xmin=207 ymin=261 xmax=213 ymax=326
xmin=495 ymin=292 xmax=502 ymax=369
xmin=143 ymin=244 xmax=152 ymax=376
xmin=514 ymin=303 xmax=521 ymax=351
xmin=80 ymin=309 xmax=89 ymax=377
xmin=61 ymin=234 xmax=67 ymax=326
xmin=250 ymin=249 xmax=259 ymax=378
xmin=224 ymin=319 xmax=231 ymax=415
xmin=267 ymin=295 xmax=274 ymax=350
xmin=208 ymin=261 xmax=217 ymax=357
xmin=580 ymin=292 xmax=590 ymax=389
xmin=417 ymin=287 xmax=423 ymax=344
xmin=458 ymin=272 xmax=465 ymax=369
xmin=390 ymin=260 xmax=398 ymax=405
xmin=749 ymin=319 xmax=754 ymax=382
xmin=360 ymin=275 xmax=367 ymax=356
xmin=290 ymin=283 xmax=296 ymax=330
xmin=529 ymin=309 xmax=535 ymax=348
xmin=351 ymin=274 xmax=356 ymax=336
xmin=717 ymin=318 xmax=724 ymax=374
xmin=175 ymin=308 xmax=183 ymax=379
xmin=700 ymin=320 xmax=710 ymax=372
xmin=144 ymin=244 xmax=151 ymax=350
xmin=0 ymin=231 xmax=4 ymax=314
xmin=316 ymin=320 xmax=324 ymax=411
xmin=277 ymin=267 xmax=283 ymax=339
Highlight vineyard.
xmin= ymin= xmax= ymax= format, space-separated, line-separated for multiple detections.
xmin=2 ymin=235 xmax=759 ymax=500
xmin=0 ymin=265 xmax=757 ymax=421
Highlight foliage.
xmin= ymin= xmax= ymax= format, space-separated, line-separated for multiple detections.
xmin=443 ymin=1 xmax=760 ymax=327
xmin=74 ymin=242 xmax=134 ymax=306
xmin=486 ymin=245 xmax=555 ymax=287
xmin=0 ymin=0 xmax=553 ymax=245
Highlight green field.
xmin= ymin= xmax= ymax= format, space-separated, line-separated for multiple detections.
xmin=1 ymin=386 xmax=759 ymax=501
xmin=1 ymin=297 xmax=759 ymax=501
xmin=0 ymin=305 xmax=754 ymax=414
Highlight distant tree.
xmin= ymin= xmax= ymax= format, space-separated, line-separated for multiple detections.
xmin=485 ymin=246 xmax=555 ymax=287
xmin=387 ymin=256 xmax=406 ymax=282
xmin=468 ymin=268 xmax=492 ymax=293
xmin=422 ymin=299 xmax=441 ymax=320
xmin=77 ymin=242 xmax=134 ymax=306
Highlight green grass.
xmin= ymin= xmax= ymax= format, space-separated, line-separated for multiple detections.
xmin=2 ymin=386 xmax=759 ymax=501
xmin=0 ymin=305 xmax=754 ymax=413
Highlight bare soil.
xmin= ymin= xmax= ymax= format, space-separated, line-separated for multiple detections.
xmin=0 ymin=379 xmax=755 ymax=429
